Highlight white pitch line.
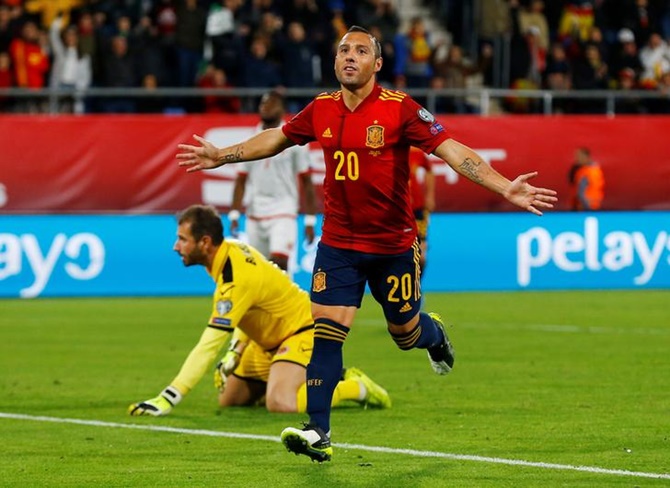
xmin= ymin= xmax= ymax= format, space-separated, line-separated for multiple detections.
xmin=1 ymin=412 xmax=668 ymax=480
xmin=357 ymin=319 xmax=670 ymax=336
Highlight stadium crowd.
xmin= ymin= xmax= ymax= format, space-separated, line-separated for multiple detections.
xmin=1 ymin=0 xmax=670 ymax=114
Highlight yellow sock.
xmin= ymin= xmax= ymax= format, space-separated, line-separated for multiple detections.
xmin=295 ymin=379 xmax=363 ymax=413
xmin=331 ymin=378 xmax=363 ymax=406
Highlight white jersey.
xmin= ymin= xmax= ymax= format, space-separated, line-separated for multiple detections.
xmin=238 ymin=123 xmax=311 ymax=219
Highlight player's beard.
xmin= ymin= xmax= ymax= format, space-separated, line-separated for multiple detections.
xmin=261 ymin=114 xmax=281 ymax=128
xmin=179 ymin=247 xmax=207 ymax=267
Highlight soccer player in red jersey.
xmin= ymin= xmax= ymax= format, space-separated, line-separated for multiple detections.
xmin=177 ymin=26 xmax=558 ymax=462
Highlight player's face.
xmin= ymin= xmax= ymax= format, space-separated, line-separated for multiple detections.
xmin=173 ymin=222 xmax=207 ymax=267
xmin=258 ymin=94 xmax=284 ymax=125
xmin=334 ymin=32 xmax=382 ymax=89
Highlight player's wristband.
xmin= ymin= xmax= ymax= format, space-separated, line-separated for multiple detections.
xmin=160 ymin=386 xmax=183 ymax=406
xmin=304 ymin=215 xmax=317 ymax=227
xmin=228 ymin=210 xmax=241 ymax=221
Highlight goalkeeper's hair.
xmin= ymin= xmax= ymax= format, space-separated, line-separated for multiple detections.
xmin=177 ymin=204 xmax=224 ymax=245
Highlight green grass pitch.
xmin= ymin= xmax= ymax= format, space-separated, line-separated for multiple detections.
xmin=1 ymin=290 xmax=669 ymax=487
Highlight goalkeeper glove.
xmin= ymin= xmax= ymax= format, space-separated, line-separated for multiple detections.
xmin=128 ymin=386 xmax=183 ymax=417
xmin=214 ymin=349 xmax=241 ymax=391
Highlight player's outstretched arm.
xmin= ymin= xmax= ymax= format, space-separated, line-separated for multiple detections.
xmin=434 ymin=139 xmax=558 ymax=216
xmin=177 ymin=128 xmax=295 ymax=173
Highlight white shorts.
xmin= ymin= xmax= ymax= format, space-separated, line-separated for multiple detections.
xmin=246 ymin=216 xmax=297 ymax=259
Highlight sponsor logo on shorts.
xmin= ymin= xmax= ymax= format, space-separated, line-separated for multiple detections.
xmin=276 ymin=346 xmax=289 ymax=356
xmin=312 ymin=271 xmax=326 ymax=292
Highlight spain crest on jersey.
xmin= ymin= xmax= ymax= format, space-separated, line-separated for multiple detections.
xmin=366 ymin=125 xmax=385 ymax=149
xmin=312 ymin=271 xmax=326 ymax=292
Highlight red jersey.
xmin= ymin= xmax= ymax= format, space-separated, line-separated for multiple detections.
xmin=282 ymin=84 xmax=450 ymax=254
xmin=408 ymin=146 xmax=432 ymax=211
xmin=9 ymin=39 xmax=49 ymax=89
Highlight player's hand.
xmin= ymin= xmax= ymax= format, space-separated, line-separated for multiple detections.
xmin=304 ymin=225 xmax=315 ymax=244
xmin=128 ymin=386 xmax=183 ymax=416
xmin=176 ymin=134 xmax=223 ymax=173
xmin=214 ymin=350 xmax=241 ymax=391
xmin=230 ymin=219 xmax=239 ymax=238
xmin=503 ymin=172 xmax=558 ymax=216
xmin=219 ymin=349 xmax=241 ymax=376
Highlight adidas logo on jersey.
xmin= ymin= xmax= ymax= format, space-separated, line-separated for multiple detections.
xmin=322 ymin=128 xmax=333 ymax=138
xmin=399 ymin=302 xmax=412 ymax=313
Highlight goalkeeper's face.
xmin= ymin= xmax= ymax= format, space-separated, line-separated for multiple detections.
xmin=173 ymin=222 xmax=208 ymax=267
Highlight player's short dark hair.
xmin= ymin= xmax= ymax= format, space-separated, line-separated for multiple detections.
xmin=261 ymin=89 xmax=285 ymax=109
xmin=177 ymin=204 xmax=224 ymax=245
xmin=347 ymin=25 xmax=382 ymax=59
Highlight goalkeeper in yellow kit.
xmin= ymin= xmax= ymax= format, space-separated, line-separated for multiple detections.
xmin=128 ymin=204 xmax=390 ymax=416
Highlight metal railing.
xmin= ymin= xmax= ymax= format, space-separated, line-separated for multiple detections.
xmin=0 ymin=86 xmax=668 ymax=116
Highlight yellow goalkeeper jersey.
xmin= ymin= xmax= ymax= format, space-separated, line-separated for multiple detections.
xmin=170 ymin=239 xmax=313 ymax=395
xmin=207 ymin=239 xmax=313 ymax=348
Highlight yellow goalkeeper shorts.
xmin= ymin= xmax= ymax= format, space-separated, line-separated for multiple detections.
xmin=233 ymin=327 xmax=314 ymax=382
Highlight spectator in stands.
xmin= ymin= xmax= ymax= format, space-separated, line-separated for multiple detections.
xmin=0 ymin=50 xmax=13 ymax=111
xmin=100 ymin=35 xmax=137 ymax=113
xmin=394 ymin=16 xmax=433 ymax=90
xmin=113 ymin=12 xmax=133 ymax=39
xmin=615 ymin=67 xmax=646 ymax=114
xmin=9 ymin=20 xmax=49 ymax=111
xmin=355 ymin=0 xmax=399 ymax=44
xmin=76 ymin=11 xmax=98 ymax=65
xmin=621 ymin=0 xmax=655 ymax=48
xmin=508 ymin=0 xmax=542 ymax=90
xmin=518 ymin=0 xmax=549 ymax=55
xmin=368 ymin=24 xmax=395 ymax=86
xmin=585 ymin=25 xmax=609 ymax=66
xmin=544 ymin=41 xmax=573 ymax=112
xmin=242 ymin=36 xmax=281 ymax=89
xmin=197 ymin=63 xmax=241 ymax=113
xmin=205 ymin=0 xmax=245 ymax=85
xmin=568 ymin=147 xmax=605 ymax=211
xmin=283 ymin=0 xmax=333 ymax=85
xmin=134 ymin=14 xmax=169 ymax=87
xmin=278 ymin=21 xmax=316 ymax=112
xmin=610 ymin=28 xmax=643 ymax=80
xmin=151 ymin=0 xmax=178 ymax=85
xmin=153 ymin=0 xmax=178 ymax=42
xmin=239 ymin=35 xmax=280 ymax=110
xmin=433 ymin=43 xmax=492 ymax=113
xmin=174 ymin=0 xmax=206 ymax=88
xmin=639 ymin=32 xmax=670 ymax=89
xmin=255 ymin=11 xmax=284 ymax=55
xmin=137 ymin=72 xmax=166 ymax=113
xmin=49 ymin=14 xmax=91 ymax=114
xmin=476 ymin=0 xmax=512 ymax=87
xmin=0 ymin=4 xmax=17 ymax=53
xmin=572 ymin=42 xmax=609 ymax=112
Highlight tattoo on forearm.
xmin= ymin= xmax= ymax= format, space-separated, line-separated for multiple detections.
xmin=459 ymin=158 xmax=484 ymax=184
xmin=221 ymin=147 xmax=244 ymax=164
